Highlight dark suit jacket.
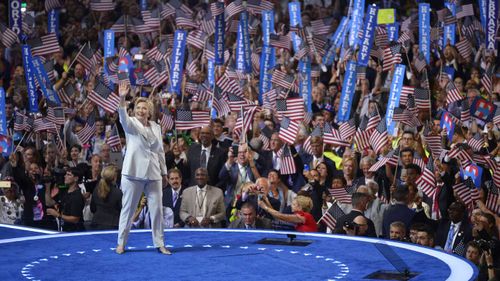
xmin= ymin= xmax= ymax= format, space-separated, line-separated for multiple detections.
xmin=260 ymin=146 xmax=306 ymax=192
xmin=162 ymin=186 xmax=184 ymax=227
xmin=334 ymin=210 xmax=377 ymax=237
xmin=435 ymin=219 xmax=472 ymax=256
xmin=187 ymin=143 xmax=226 ymax=188
xmin=300 ymin=153 xmax=338 ymax=179
xmin=228 ymin=217 xmax=273 ymax=229
xmin=382 ymin=203 xmax=428 ymax=238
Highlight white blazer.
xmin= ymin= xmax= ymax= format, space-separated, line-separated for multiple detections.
xmin=118 ymin=106 xmax=167 ymax=180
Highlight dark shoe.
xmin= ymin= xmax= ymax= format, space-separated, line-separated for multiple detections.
xmin=157 ymin=246 xmax=172 ymax=255
xmin=116 ymin=245 xmax=125 ymax=254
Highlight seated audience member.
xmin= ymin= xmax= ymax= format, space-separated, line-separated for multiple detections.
xmin=466 ymin=241 xmax=497 ymax=281
xmin=228 ymin=203 xmax=272 ymax=230
xmin=132 ymin=196 xmax=173 ymax=229
xmin=180 ymin=168 xmax=226 ymax=228
xmin=235 ymin=177 xmax=281 ymax=220
xmin=259 ymin=195 xmax=318 ymax=232
xmin=90 ymin=166 xmax=122 ymax=230
xmin=389 ymin=221 xmax=407 ymax=241
xmin=0 ymin=182 xmax=23 ymax=224
xmin=162 ymin=169 xmax=184 ymax=228
xmin=416 ymin=225 xmax=437 ymax=249
xmin=343 ymin=215 xmax=370 ymax=237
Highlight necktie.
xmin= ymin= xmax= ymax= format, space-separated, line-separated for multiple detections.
xmin=246 ymin=224 xmax=252 ymax=229
xmin=273 ymin=154 xmax=278 ymax=169
xmin=173 ymin=191 xmax=178 ymax=206
xmin=313 ymin=158 xmax=319 ymax=169
xmin=200 ymin=149 xmax=207 ymax=168
xmin=444 ymin=224 xmax=456 ymax=252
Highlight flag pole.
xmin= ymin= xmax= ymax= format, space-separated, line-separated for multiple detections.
xmin=13 ymin=131 xmax=29 ymax=153
xmin=67 ymin=42 xmax=87 ymax=71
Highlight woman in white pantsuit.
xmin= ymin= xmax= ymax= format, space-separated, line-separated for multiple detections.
xmin=116 ymin=83 xmax=171 ymax=255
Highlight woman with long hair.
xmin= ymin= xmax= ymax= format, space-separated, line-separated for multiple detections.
xmin=90 ymin=165 xmax=122 ymax=230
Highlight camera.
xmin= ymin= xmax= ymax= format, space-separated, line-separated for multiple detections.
xmin=476 ymin=239 xmax=495 ymax=251
xmin=343 ymin=220 xmax=358 ymax=230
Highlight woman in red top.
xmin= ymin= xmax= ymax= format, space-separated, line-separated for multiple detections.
xmin=259 ymin=195 xmax=318 ymax=232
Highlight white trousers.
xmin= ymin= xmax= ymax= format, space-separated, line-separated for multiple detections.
xmin=117 ymin=175 xmax=164 ymax=248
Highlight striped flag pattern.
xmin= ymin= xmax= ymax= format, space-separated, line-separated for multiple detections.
xmin=28 ymin=34 xmax=60 ymax=57
xmin=278 ymin=117 xmax=300 ymax=145
xmin=278 ymin=145 xmax=296 ymax=175
xmin=276 ymin=97 xmax=304 ymax=121
xmin=88 ymin=80 xmax=120 ymax=113
xmin=175 ymin=110 xmax=210 ymax=130
xmin=446 ymin=81 xmax=463 ymax=104
xmin=369 ymin=119 xmax=388 ymax=154
xmin=320 ymin=201 xmax=346 ymax=230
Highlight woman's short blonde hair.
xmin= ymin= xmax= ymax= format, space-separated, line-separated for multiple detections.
xmin=294 ymin=195 xmax=313 ymax=213
xmin=134 ymin=97 xmax=154 ymax=120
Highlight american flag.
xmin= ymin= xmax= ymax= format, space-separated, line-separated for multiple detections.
xmin=292 ymin=41 xmax=310 ymax=61
xmin=481 ymin=66 xmax=493 ymax=95
xmin=271 ymin=70 xmax=297 ymax=91
xmin=397 ymin=31 xmax=413 ymax=48
xmin=53 ymin=124 xmax=65 ymax=153
xmin=448 ymin=144 xmax=473 ymax=164
xmin=22 ymin=13 xmax=35 ymax=35
xmin=445 ymin=81 xmax=463 ymax=104
xmin=168 ymin=0 xmax=193 ymax=17
xmin=468 ymin=133 xmax=485 ymax=152
xmin=210 ymin=2 xmax=224 ymax=16
xmin=456 ymin=39 xmax=472 ymax=60
xmin=269 ymin=34 xmax=291 ymax=50
xmin=34 ymin=117 xmax=57 ymax=133
xmin=370 ymin=45 xmax=384 ymax=61
xmin=158 ymin=112 xmax=174 ymax=134
xmin=369 ymin=119 xmax=388 ymax=154
xmin=144 ymin=60 xmax=169 ymax=87
xmin=392 ymin=107 xmax=420 ymax=127
xmin=146 ymin=39 xmax=169 ymax=62
xmin=400 ymin=86 xmax=414 ymax=106
xmin=320 ymin=201 xmax=346 ymax=230
xmin=414 ymin=88 xmax=431 ymax=110
xmin=225 ymin=0 xmax=245 ymax=21
xmin=421 ymin=69 xmax=430 ymax=90
xmin=228 ymin=93 xmax=254 ymax=113
xmin=437 ymin=8 xmax=456 ymax=25
xmin=88 ymin=80 xmax=120 ymax=113
xmin=45 ymin=0 xmax=62 ymax=12
xmin=493 ymin=107 xmax=500 ymax=127
xmin=90 ymin=0 xmax=116 ymax=12
xmin=0 ymin=24 xmax=19 ymax=48
xmin=14 ymin=112 xmax=33 ymax=132
xmin=262 ymin=89 xmax=277 ymax=110
xmin=106 ymin=125 xmax=121 ymax=152
xmin=117 ymin=72 xmax=130 ymax=86
xmin=423 ymin=125 xmax=444 ymax=160
xmin=453 ymin=178 xmax=478 ymax=207
xmin=278 ymin=144 xmax=296 ymax=175
xmin=456 ymin=4 xmax=474 ymax=19
xmin=354 ymin=115 xmax=372 ymax=151
xmin=43 ymin=60 xmax=56 ymax=84
xmin=460 ymin=17 xmax=475 ymax=39
xmin=276 ymin=97 xmax=304 ymax=121
xmin=369 ymin=149 xmax=399 ymax=172
xmin=247 ymin=0 xmax=274 ymax=14
xmin=356 ymin=65 xmax=367 ymax=81
xmin=323 ymin=123 xmax=350 ymax=147
xmin=430 ymin=27 xmax=444 ymax=42
xmin=383 ymin=43 xmax=402 ymax=71
xmin=366 ymin=111 xmax=381 ymax=131
xmin=28 ymin=34 xmax=60 ymax=57
xmin=161 ymin=2 xmax=176 ymax=19
xmin=46 ymin=107 xmax=65 ymax=125
xmin=278 ymin=117 xmax=299 ymax=145
xmin=57 ymin=83 xmax=75 ymax=105
xmin=212 ymin=87 xmax=231 ymax=117
xmin=141 ymin=9 xmax=161 ymax=28
xmin=130 ymin=17 xmax=156 ymax=34
xmin=486 ymin=185 xmax=500 ymax=214
xmin=302 ymin=126 xmax=322 ymax=155
xmin=310 ymin=17 xmax=334 ymax=35
xmin=187 ymin=30 xmax=208 ymax=50
xmin=175 ymin=109 xmax=210 ymax=130
xmin=339 ymin=118 xmax=357 ymax=140
xmin=414 ymin=51 xmax=427 ymax=73
xmin=328 ymin=188 xmax=352 ymax=204
xmin=176 ymin=10 xmax=198 ymax=29
xmin=76 ymin=44 xmax=98 ymax=72
xmin=76 ymin=113 xmax=96 ymax=144
xmin=242 ymin=105 xmax=261 ymax=135
xmin=258 ymin=126 xmax=273 ymax=151
xmin=200 ymin=15 xmax=216 ymax=35
xmin=375 ymin=26 xmax=388 ymax=48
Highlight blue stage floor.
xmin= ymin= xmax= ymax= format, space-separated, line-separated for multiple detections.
xmin=0 ymin=225 xmax=477 ymax=281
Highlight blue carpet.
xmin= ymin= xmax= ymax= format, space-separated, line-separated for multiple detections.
xmin=0 ymin=224 xmax=57 ymax=240
xmin=0 ymin=229 xmax=477 ymax=281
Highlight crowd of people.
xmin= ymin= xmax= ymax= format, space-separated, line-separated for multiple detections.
xmin=0 ymin=0 xmax=498 ymax=279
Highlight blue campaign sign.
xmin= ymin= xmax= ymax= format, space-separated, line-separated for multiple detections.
xmin=460 ymin=164 xmax=483 ymax=188
xmin=386 ymin=64 xmax=405 ymax=135
xmin=337 ymin=61 xmax=357 ymax=122
xmin=419 ymin=3 xmax=430 ymax=63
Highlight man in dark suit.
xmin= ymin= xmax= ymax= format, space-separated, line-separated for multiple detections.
xmin=300 ymin=136 xmax=337 ymax=177
xmin=435 ymin=201 xmax=472 ymax=256
xmin=186 ymin=126 xmax=226 ymax=188
xmin=382 ymin=185 xmax=428 ymax=238
xmin=334 ymin=192 xmax=377 ymax=237
xmin=162 ymin=169 xmax=184 ymax=228
xmin=228 ymin=203 xmax=272 ymax=230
